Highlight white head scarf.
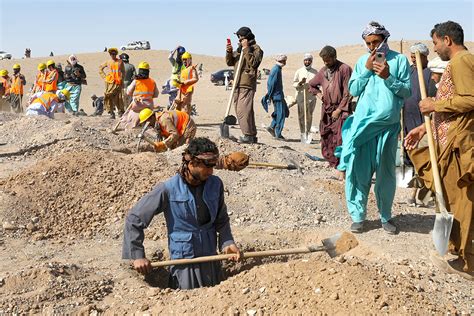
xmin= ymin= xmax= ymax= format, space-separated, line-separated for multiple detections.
xmin=410 ymin=43 xmax=429 ymax=56
xmin=303 ymin=53 xmax=313 ymax=60
xmin=428 ymin=57 xmax=448 ymax=73
xmin=68 ymin=54 xmax=78 ymax=65
xmin=275 ymin=54 xmax=287 ymax=62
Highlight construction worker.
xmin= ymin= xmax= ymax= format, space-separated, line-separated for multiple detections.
xmin=120 ymin=53 xmax=136 ymax=107
xmin=43 ymin=60 xmax=59 ymax=92
xmin=174 ymin=52 xmax=198 ymax=115
xmin=32 ymin=63 xmax=47 ymax=93
xmin=138 ymin=108 xmax=196 ymax=152
xmin=0 ymin=69 xmax=10 ymax=98
xmin=9 ymin=64 xmax=26 ymax=113
xmin=121 ymin=62 xmax=159 ymax=129
xmin=99 ymin=47 xmax=125 ymax=119
xmin=25 ymin=89 xmax=70 ymax=118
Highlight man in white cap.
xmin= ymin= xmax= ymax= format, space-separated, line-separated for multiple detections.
xmin=293 ymin=53 xmax=317 ymax=142
xmin=262 ymin=54 xmax=288 ymax=140
xmin=64 ymin=54 xmax=87 ymax=115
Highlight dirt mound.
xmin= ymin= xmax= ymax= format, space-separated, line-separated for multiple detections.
xmin=0 ymin=262 xmax=113 ymax=314
xmin=1 ymin=149 xmax=174 ymax=240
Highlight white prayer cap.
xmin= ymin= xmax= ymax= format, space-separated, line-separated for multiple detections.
xmin=303 ymin=53 xmax=313 ymax=60
xmin=275 ymin=54 xmax=287 ymax=62
xmin=428 ymin=57 xmax=448 ymax=73
xmin=410 ymin=43 xmax=429 ymax=56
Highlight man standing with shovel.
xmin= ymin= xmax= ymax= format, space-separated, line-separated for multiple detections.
xmin=405 ymin=21 xmax=473 ymax=280
xmin=225 ymin=26 xmax=263 ymax=144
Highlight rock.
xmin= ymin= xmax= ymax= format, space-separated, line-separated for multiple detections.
xmin=259 ymin=287 xmax=266 ymax=293
xmin=26 ymin=223 xmax=37 ymax=232
xmin=31 ymin=217 xmax=40 ymax=224
xmin=314 ymin=288 xmax=322 ymax=294
xmin=228 ymin=307 xmax=240 ymax=316
xmin=330 ymin=292 xmax=339 ymax=300
xmin=246 ymin=310 xmax=257 ymax=316
xmin=242 ymin=288 xmax=250 ymax=294
xmin=3 ymin=222 xmax=17 ymax=230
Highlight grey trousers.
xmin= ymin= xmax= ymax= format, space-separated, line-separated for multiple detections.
xmin=233 ymin=87 xmax=257 ymax=136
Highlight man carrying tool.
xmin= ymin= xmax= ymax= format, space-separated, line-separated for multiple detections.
xmin=121 ymin=61 xmax=159 ymax=129
xmin=262 ymin=54 xmax=289 ymax=140
xmin=293 ymin=53 xmax=317 ymax=143
xmin=405 ymin=21 xmax=473 ymax=280
xmin=309 ymin=46 xmax=352 ymax=179
xmin=9 ymin=64 xmax=26 ymax=113
xmin=25 ymin=89 xmax=70 ymax=118
xmin=174 ymin=52 xmax=198 ymax=115
xmin=337 ymin=21 xmax=411 ymax=234
xmin=99 ymin=48 xmax=125 ymax=119
xmin=138 ymin=108 xmax=196 ymax=152
xmin=226 ymin=26 xmax=264 ymax=144
xmin=122 ymin=137 xmax=241 ymax=289
xmin=43 ymin=60 xmax=59 ymax=93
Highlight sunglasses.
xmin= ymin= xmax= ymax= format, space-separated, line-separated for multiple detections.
xmin=198 ymin=159 xmax=217 ymax=168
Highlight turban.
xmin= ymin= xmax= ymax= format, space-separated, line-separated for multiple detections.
xmin=303 ymin=53 xmax=313 ymax=60
xmin=362 ymin=21 xmax=391 ymax=39
xmin=428 ymin=57 xmax=448 ymax=73
xmin=410 ymin=43 xmax=429 ymax=56
xmin=276 ymin=54 xmax=287 ymax=62
xmin=68 ymin=54 xmax=78 ymax=65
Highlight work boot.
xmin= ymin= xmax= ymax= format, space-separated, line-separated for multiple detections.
xmin=109 ymin=111 xmax=116 ymax=119
xmin=274 ymin=135 xmax=286 ymax=141
xmin=239 ymin=135 xmax=257 ymax=144
xmin=266 ymin=126 xmax=276 ymax=137
xmin=382 ymin=220 xmax=398 ymax=235
xmin=350 ymin=221 xmax=365 ymax=233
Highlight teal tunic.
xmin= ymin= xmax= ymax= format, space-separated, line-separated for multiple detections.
xmin=337 ymin=50 xmax=411 ymax=223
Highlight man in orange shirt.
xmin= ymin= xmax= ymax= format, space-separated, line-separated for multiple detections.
xmin=32 ymin=63 xmax=47 ymax=93
xmin=174 ymin=52 xmax=199 ymax=115
xmin=43 ymin=60 xmax=58 ymax=92
xmin=99 ymin=48 xmax=125 ymax=119
xmin=9 ymin=64 xmax=26 ymax=113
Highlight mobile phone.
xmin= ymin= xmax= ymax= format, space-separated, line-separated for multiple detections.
xmin=375 ymin=52 xmax=385 ymax=64
xmin=227 ymin=38 xmax=231 ymax=45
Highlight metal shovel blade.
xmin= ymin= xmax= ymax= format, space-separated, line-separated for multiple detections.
xmin=304 ymin=132 xmax=313 ymax=144
xmin=219 ymin=123 xmax=230 ymax=138
xmin=321 ymin=232 xmax=359 ymax=258
xmin=396 ymin=166 xmax=413 ymax=188
xmin=432 ymin=212 xmax=454 ymax=256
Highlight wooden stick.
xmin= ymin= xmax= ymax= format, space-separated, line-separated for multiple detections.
xmin=248 ymin=162 xmax=294 ymax=169
xmin=151 ymin=245 xmax=325 ymax=268
xmin=414 ymin=51 xmax=448 ymax=217
xmin=223 ymin=51 xmax=244 ymax=119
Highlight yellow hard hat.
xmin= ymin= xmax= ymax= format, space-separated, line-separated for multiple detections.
xmin=38 ymin=63 xmax=47 ymax=71
xmin=181 ymin=52 xmax=192 ymax=59
xmin=139 ymin=108 xmax=154 ymax=124
xmin=138 ymin=61 xmax=150 ymax=70
xmin=46 ymin=60 xmax=55 ymax=67
xmin=13 ymin=64 xmax=21 ymax=70
xmin=108 ymin=47 xmax=118 ymax=54
xmin=59 ymin=89 xmax=71 ymax=100
xmin=0 ymin=69 xmax=8 ymax=76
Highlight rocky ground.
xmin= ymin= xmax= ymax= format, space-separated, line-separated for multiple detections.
xmin=0 ymin=112 xmax=472 ymax=315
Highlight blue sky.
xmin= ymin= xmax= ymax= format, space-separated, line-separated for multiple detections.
xmin=0 ymin=0 xmax=473 ymax=58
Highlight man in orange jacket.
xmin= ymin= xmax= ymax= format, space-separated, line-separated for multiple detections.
xmin=9 ymin=64 xmax=26 ymax=113
xmin=99 ymin=48 xmax=125 ymax=119
xmin=174 ymin=52 xmax=198 ymax=115
xmin=43 ymin=60 xmax=59 ymax=92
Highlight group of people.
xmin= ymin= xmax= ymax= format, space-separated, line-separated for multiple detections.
xmin=121 ymin=20 xmax=473 ymax=290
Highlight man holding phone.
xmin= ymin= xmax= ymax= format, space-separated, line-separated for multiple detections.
xmin=337 ymin=21 xmax=411 ymax=234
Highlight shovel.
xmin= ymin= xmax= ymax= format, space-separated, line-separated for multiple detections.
xmin=415 ymin=51 xmax=453 ymax=256
xmin=301 ymin=83 xmax=312 ymax=144
xmin=248 ymin=160 xmax=301 ymax=173
xmin=151 ymin=232 xmax=358 ymax=268
xmin=220 ymin=51 xmax=244 ymax=138
xmin=111 ymin=102 xmax=133 ymax=134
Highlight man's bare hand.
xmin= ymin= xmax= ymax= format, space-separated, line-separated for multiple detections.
xmin=240 ymin=38 xmax=249 ymax=49
xmin=226 ymin=43 xmax=233 ymax=53
xmin=365 ymin=50 xmax=376 ymax=71
xmin=404 ymin=125 xmax=427 ymax=150
xmin=373 ymin=60 xmax=390 ymax=79
xmin=133 ymin=258 xmax=152 ymax=275
xmin=419 ymin=97 xmax=435 ymax=115
xmin=223 ymin=243 xmax=241 ymax=261
xmin=331 ymin=108 xmax=342 ymax=120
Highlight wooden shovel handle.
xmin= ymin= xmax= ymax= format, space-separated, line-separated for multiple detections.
xmin=112 ymin=102 xmax=133 ymax=132
xmin=224 ymin=52 xmax=245 ymax=118
xmin=248 ymin=162 xmax=294 ymax=169
xmin=414 ymin=51 xmax=448 ymax=216
xmin=151 ymin=246 xmax=325 ymax=268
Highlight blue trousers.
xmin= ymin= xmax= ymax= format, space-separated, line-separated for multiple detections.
xmin=269 ymin=100 xmax=286 ymax=137
xmin=64 ymin=83 xmax=82 ymax=112
xmin=344 ymin=124 xmax=399 ymax=223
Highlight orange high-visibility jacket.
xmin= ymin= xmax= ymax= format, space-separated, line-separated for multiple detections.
xmin=44 ymin=69 xmax=58 ymax=92
xmin=0 ymin=77 xmax=10 ymax=95
xmin=35 ymin=72 xmax=46 ymax=91
xmin=133 ymin=78 xmax=156 ymax=99
xmin=158 ymin=110 xmax=190 ymax=137
xmin=105 ymin=60 xmax=123 ymax=84
xmin=34 ymin=92 xmax=58 ymax=111
xmin=179 ymin=66 xmax=195 ymax=94
xmin=10 ymin=75 xmax=24 ymax=95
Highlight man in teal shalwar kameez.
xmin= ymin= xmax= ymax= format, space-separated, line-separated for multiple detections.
xmin=337 ymin=21 xmax=411 ymax=234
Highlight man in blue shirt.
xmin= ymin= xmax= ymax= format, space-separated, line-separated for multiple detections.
xmin=337 ymin=21 xmax=411 ymax=234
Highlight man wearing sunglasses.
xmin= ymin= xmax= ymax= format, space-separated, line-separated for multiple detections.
xmin=122 ymin=137 xmax=241 ymax=289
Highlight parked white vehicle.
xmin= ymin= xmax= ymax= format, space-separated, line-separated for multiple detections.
xmin=0 ymin=51 xmax=12 ymax=60
xmin=120 ymin=41 xmax=150 ymax=51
